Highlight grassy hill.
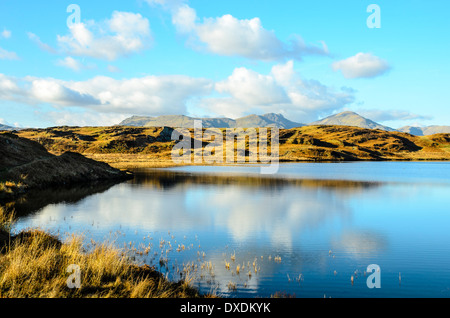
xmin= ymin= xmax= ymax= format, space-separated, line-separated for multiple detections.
xmin=0 ymin=132 xmax=133 ymax=199
xmin=12 ymin=125 xmax=450 ymax=169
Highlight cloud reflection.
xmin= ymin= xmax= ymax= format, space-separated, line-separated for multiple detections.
xmin=14 ymin=170 xmax=381 ymax=251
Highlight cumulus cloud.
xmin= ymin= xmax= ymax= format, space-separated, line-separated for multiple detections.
xmin=216 ymin=67 xmax=290 ymax=105
xmin=146 ymin=0 xmax=328 ymax=61
xmin=0 ymin=72 xmax=213 ymax=119
xmin=0 ymin=74 xmax=23 ymax=100
xmin=29 ymin=78 xmax=102 ymax=107
xmin=66 ymin=75 xmax=213 ymax=114
xmin=332 ymin=52 xmax=390 ymax=79
xmin=0 ymin=59 xmax=357 ymax=125
xmin=57 ymin=11 xmax=152 ymax=60
xmin=202 ymin=60 xmax=355 ymax=122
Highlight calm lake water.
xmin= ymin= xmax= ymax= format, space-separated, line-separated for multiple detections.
xmin=12 ymin=162 xmax=450 ymax=298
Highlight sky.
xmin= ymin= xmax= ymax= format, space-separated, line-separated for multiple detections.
xmin=0 ymin=0 xmax=449 ymax=129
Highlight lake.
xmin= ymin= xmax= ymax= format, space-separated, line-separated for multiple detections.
xmin=12 ymin=162 xmax=450 ymax=298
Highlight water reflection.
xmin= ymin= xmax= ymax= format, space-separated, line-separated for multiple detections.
xmin=10 ymin=164 xmax=450 ymax=297
xmin=12 ymin=170 xmax=383 ymax=245
xmin=1 ymin=180 xmax=121 ymax=218
xmin=131 ymin=168 xmax=382 ymax=192
xmin=331 ymin=230 xmax=388 ymax=258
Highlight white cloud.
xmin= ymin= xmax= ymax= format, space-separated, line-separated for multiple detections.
xmin=57 ymin=11 xmax=152 ymax=61
xmin=0 ymin=47 xmax=19 ymax=60
xmin=29 ymin=78 xmax=102 ymax=106
xmin=0 ymin=73 xmax=214 ymax=120
xmin=0 ymin=29 xmax=18 ymax=60
xmin=1 ymin=29 xmax=11 ymax=39
xmin=0 ymin=63 xmax=353 ymax=125
xmin=147 ymin=0 xmax=328 ymax=61
xmin=27 ymin=32 xmax=57 ymax=54
xmin=201 ymin=61 xmax=355 ymax=122
xmin=357 ymin=109 xmax=432 ymax=123
xmin=0 ymin=57 xmax=358 ymax=125
xmin=56 ymin=56 xmax=85 ymax=71
xmin=216 ymin=67 xmax=290 ymax=105
xmin=171 ymin=4 xmax=197 ymax=33
xmin=67 ymin=75 xmax=213 ymax=114
xmin=107 ymin=65 xmax=121 ymax=73
xmin=0 ymin=74 xmax=22 ymax=99
xmin=42 ymin=110 xmax=128 ymax=127
xmin=332 ymin=52 xmax=390 ymax=79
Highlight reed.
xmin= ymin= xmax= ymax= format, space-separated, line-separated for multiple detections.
xmin=0 ymin=208 xmax=208 ymax=298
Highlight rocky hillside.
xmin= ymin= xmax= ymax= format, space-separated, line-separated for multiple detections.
xmin=0 ymin=133 xmax=133 ymax=200
xmin=278 ymin=125 xmax=450 ymax=161
xmin=119 ymin=113 xmax=304 ymax=129
xmin=310 ymin=111 xmax=395 ymax=131
xmin=12 ymin=125 xmax=450 ymax=168
xmin=119 ymin=111 xmax=450 ymax=136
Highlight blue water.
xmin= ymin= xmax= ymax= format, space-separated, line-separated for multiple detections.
xmin=13 ymin=162 xmax=450 ymax=298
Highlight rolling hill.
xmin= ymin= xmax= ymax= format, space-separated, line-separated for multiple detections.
xmin=11 ymin=124 xmax=450 ymax=169
xmin=0 ymin=132 xmax=132 ymax=200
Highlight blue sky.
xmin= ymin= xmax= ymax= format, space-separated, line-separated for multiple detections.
xmin=0 ymin=0 xmax=449 ymax=128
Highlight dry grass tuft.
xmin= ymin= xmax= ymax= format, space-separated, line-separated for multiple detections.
xmin=0 ymin=208 xmax=204 ymax=298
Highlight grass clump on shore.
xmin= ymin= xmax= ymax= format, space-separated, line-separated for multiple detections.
xmin=0 ymin=207 xmax=205 ymax=298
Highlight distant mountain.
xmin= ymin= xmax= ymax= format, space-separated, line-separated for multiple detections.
xmin=236 ymin=113 xmax=303 ymax=129
xmin=398 ymin=125 xmax=450 ymax=136
xmin=0 ymin=123 xmax=16 ymax=131
xmin=309 ymin=111 xmax=396 ymax=131
xmin=119 ymin=112 xmax=450 ymax=135
xmin=119 ymin=113 xmax=304 ymax=129
xmin=120 ymin=115 xmax=236 ymax=128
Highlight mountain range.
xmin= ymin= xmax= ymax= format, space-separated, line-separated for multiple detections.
xmin=119 ymin=113 xmax=303 ymax=129
xmin=0 ymin=124 xmax=16 ymax=131
xmin=396 ymin=125 xmax=450 ymax=136
xmin=2 ymin=111 xmax=449 ymax=136
xmin=118 ymin=111 xmax=450 ymax=136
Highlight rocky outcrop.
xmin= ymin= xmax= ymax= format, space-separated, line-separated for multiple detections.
xmin=0 ymin=133 xmax=133 ymax=200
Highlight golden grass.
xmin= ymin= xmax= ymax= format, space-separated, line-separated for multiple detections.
xmin=0 ymin=207 xmax=206 ymax=298
xmin=14 ymin=125 xmax=450 ymax=170
xmin=0 ymin=181 xmax=24 ymax=197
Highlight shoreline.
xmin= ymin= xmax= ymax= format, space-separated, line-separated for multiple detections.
xmin=83 ymin=153 xmax=450 ymax=170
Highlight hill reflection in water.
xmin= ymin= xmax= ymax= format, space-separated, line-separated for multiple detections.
xmin=10 ymin=163 xmax=450 ymax=298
